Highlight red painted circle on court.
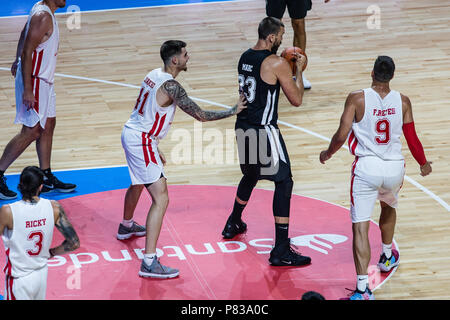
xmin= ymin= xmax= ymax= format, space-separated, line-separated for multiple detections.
xmin=1 ymin=185 xmax=397 ymax=300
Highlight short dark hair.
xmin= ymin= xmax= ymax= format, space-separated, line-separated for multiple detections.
xmin=301 ymin=291 xmax=326 ymax=300
xmin=18 ymin=166 xmax=44 ymax=201
xmin=373 ymin=56 xmax=395 ymax=82
xmin=258 ymin=17 xmax=284 ymax=40
xmin=160 ymin=40 xmax=187 ymax=66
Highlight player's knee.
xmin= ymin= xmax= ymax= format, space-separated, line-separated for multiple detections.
xmin=25 ymin=126 xmax=43 ymax=142
xmin=277 ymin=177 xmax=293 ymax=199
xmin=155 ymin=192 xmax=169 ymax=209
xmin=44 ymin=117 xmax=56 ymax=132
xmin=291 ymin=18 xmax=305 ymax=32
xmin=237 ymin=173 xmax=258 ymax=201
xmin=273 ymin=177 xmax=294 ymax=218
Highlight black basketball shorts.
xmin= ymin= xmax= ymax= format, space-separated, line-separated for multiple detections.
xmin=266 ymin=0 xmax=312 ymax=20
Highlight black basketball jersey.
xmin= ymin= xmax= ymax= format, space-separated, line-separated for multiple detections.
xmin=237 ymin=49 xmax=281 ymax=126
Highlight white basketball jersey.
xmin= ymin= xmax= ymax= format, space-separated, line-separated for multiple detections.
xmin=348 ymin=88 xmax=404 ymax=160
xmin=125 ymin=68 xmax=176 ymax=140
xmin=21 ymin=2 xmax=59 ymax=84
xmin=2 ymin=199 xmax=55 ymax=278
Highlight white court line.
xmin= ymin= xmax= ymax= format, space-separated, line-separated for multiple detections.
xmin=0 ymin=67 xmax=448 ymax=212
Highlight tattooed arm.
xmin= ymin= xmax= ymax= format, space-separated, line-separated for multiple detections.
xmin=49 ymin=201 xmax=80 ymax=257
xmin=162 ymin=80 xmax=247 ymax=122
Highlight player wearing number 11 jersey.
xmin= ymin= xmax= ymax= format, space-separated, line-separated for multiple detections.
xmin=319 ymin=56 xmax=432 ymax=300
xmin=0 ymin=166 xmax=79 ymax=300
xmin=119 ymin=40 xmax=246 ymax=279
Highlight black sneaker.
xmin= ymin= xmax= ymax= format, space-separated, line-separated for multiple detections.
xmin=41 ymin=172 xmax=76 ymax=193
xmin=0 ymin=175 xmax=17 ymax=200
xmin=222 ymin=215 xmax=247 ymax=239
xmin=269 ymin=238 xmax=311 ymax=266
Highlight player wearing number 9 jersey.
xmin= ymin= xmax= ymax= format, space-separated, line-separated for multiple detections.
xmin=319 ymin=56 xmax=432 ymax=300
xmin=0 ymin=166 xmax=79 ymax=300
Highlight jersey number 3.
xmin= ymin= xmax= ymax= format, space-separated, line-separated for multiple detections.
xmin=238 ymin=75 xmax=256 ymax=103
xmin=375 ymin=119 xmax=390 ymax=144
xmin=27 ymin=231 xmax=44 ymax=256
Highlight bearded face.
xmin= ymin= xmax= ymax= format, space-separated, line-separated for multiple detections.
xmin=270 ymin=27 xmax=284 ymax=54
xmin=271 ymin=38 xmax=281 ymax=54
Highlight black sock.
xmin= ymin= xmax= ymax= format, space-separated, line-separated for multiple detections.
xmin=230 ymin=200 xmax=246 ymax=223
xmin=42 ymin=168 xmax=52 ymax=177
xmin=275 ymin=223 xmax=289 ymax=246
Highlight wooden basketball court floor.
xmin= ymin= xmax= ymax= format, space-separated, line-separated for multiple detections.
xmin=0 ymin=0 xmax=449 ymax=299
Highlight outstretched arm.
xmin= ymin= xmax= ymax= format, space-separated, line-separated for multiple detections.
xmin=49 ymin=201 xmax=80 ymax=257
xmin=162 ymin=80 xmax=246 ymax=122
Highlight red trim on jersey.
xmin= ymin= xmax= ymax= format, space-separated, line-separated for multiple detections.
xmin=31 ymin=50 xmax=37 ymax=75
xmin=348 ymin=131 xmax=355 ymax=155
xmin=33 ymin=50 xmax=44 ymax=78
xmin=33 ymin=77 xmax=40 ymax=113
xmin=148 ymin=113 xmax=160 ymax=136
xmin=147 ymin=136 xmax=157 ymax=165
xmin=6 ymin=276 xmax=16 ymax=300
xmin=142 ymin=133 xmax=158 ymax=167
xmin=142 ymin=132 xmax=150 ymax=167
xmin=154 ymin=114 xmax=167 ymax=137
xmin=351 ymin=135 xmax=358 ymax=155
xmin=4 ymin=248 xmax=11 ymax=275
xmin=4 ymin=249 xmax=14 ymax=300
xmin=350 ymin=157 xmax=359 ymax=206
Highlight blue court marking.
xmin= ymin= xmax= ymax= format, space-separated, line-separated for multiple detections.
xmin=1 ymin=167 xmax=131 ymax=205
xmin=0 ymin=0 xmax=239 ymax=18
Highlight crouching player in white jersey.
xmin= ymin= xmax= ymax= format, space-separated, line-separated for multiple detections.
xmin=319 ymin=56 xmax=432 ymax=300
xmin=0 ymin=166 xmax=80 ymax=300
xmin=119 ymin=40 xmax=247 ymax=279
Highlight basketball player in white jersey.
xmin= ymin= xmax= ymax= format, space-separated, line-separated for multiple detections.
xmin=320 ymin=56 xmax=432 ymax=300
xmin=0 ymin=0 xmax=76 ymax=201
xmin=0 ymin=166 xmax=80 ymax=300
xmin=119 ymin=40 xmax=247 ymax=279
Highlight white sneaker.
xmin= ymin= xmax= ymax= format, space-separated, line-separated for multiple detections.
xmin=302 ymin=74 xmax=311 ymax=89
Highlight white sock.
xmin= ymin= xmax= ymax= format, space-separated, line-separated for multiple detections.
xmin=382 ymin=242 xmax=392 ymax=258
xmin=144 ymin=253 xmax=157 ymax=266
xmin=122 ymin=219 xmax=133 ymax=228
xmin=356 ymin=275 xmax=369 ymax=292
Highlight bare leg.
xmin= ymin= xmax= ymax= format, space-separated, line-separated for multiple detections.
xmin=36 ymin=117 xmax=55 ymax=170
xmin=291 ymin=18 xmax=306 ymax=51
xmin=352 ymin=221 xmax=371 ymax=275
xmin=123 ymin=184 xmax=144 ymax=221
xmin=379 ymin=201 xmax=396 ymax=245
xmin=144 ymin=177 xmax=169 ymax=254
xmin=0 ymin=124 xmax=42 ymax=172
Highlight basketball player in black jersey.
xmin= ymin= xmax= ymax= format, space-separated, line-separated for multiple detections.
xmin=222 ymin=17 xmax=311 ymax=266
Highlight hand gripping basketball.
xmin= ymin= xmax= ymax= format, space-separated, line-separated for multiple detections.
xmin=281 ymin=47 xmax=308 ymax=74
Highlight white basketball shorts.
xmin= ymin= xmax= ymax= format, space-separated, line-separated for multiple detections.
xmin=121 ymin=126 xmax=165 ymax=185
xmin=4 ymin=266 xmax=48 ymax=300
xmin=350 ymin=156 xmax=405 ymax=223
xmin=14 ymin=62 xmax=56 ymax=129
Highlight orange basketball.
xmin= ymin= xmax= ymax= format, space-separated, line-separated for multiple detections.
xmin=281 ymin=47 xmax=308 ymax=74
